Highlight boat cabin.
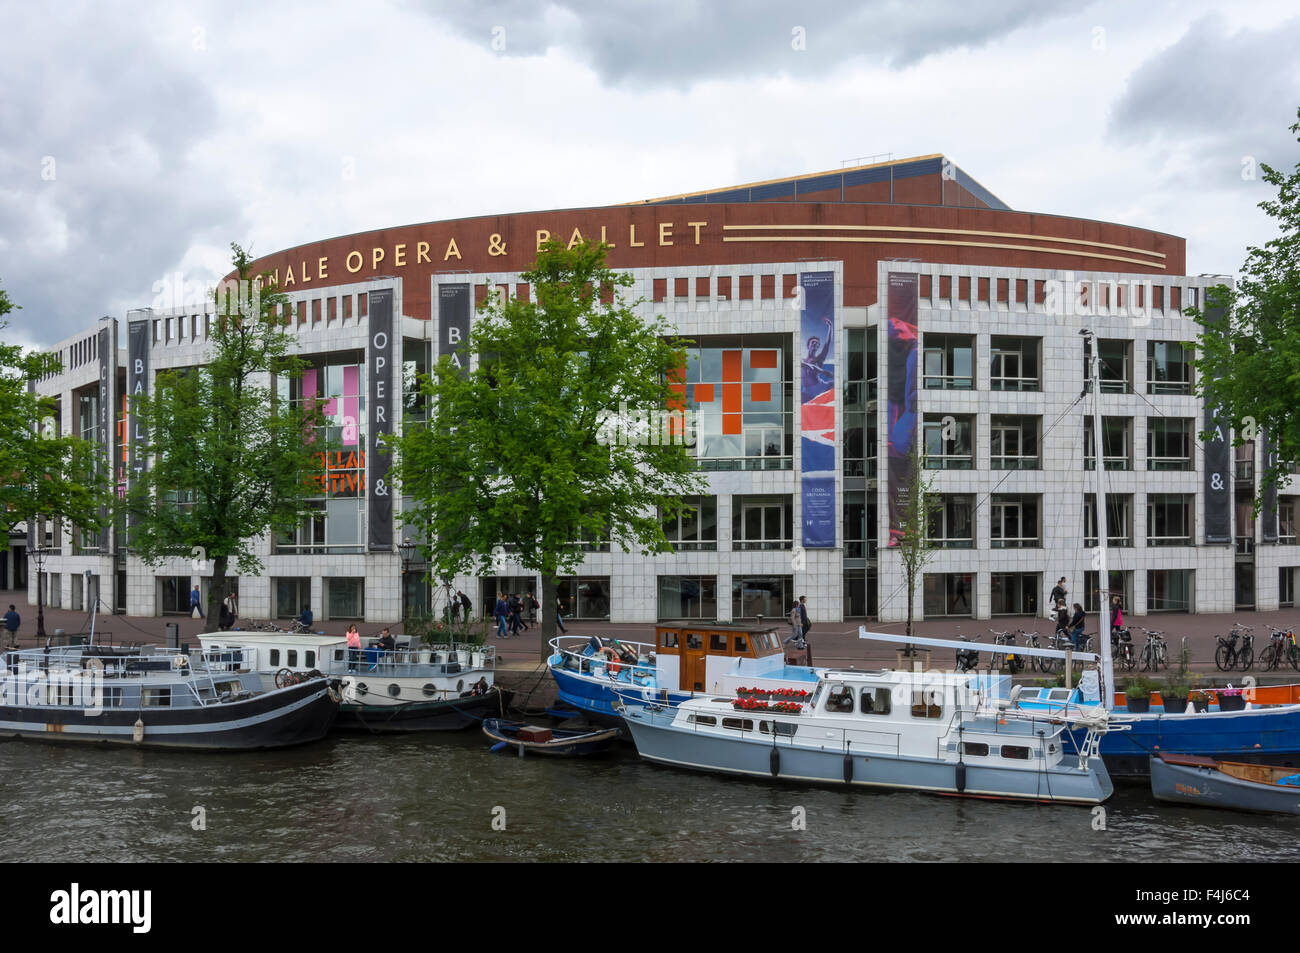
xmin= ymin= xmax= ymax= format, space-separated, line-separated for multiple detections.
xmin=654 ymin=622 xmax=785 ymax=692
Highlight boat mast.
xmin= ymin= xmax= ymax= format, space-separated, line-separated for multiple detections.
xmin=1085 ymin=331 xmax=1115 ymax=710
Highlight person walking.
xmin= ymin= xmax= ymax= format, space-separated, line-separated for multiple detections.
xmin=797 ymin=596 xmax=814 ymax=665
xmin=525 ymin=591 xmax=538 ymax=626
xmin=494 ymin=593 xmax=509 ymax=639
xmin=555 ymin=596 xmax=569 ymax=634
xmin=1110 ymin=595 xmax=1124 ymax=636
xmin=509 ymin=593 xmax=525 ymax=635
xmin=1049 ymin=577 xmax=1067 ymax=616
xmin=3 ymin=605 xmax=19 ymax=646
xmin=457 ymin=590 xmax=472 ymax=623
xmin=190 ymin=584 xmax=204 ymax=619
xmin=785 ymin=600 xmax=803 ymax=647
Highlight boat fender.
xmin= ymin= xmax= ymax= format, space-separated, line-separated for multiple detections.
xmin=955 ymin=762 xmax=967 ymax=793
xmin=769 ymin=747 xmax=780 ymax=778
xmin=843 ymin=754 xmax=853 ymax=784
xmin=490 ymin=741 xmax=508 ymax=754
xmin=133 ymin=718 xmax=145 ymax=744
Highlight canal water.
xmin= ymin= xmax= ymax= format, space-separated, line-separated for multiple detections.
xmin=4 ymin=734 xmax=1297 ymax=862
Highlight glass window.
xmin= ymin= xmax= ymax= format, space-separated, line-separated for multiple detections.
xmin=327 ymin=577 xmax=365 ymax=620
xmin=990 ymin=415 xmax=1040 ymax=469
xmin=963 ymin=742 xmax=990 ymax=756
xmin=927 ymin=496 xmax=974 ymax=549
xmin=1147 ymin=495 xmax=1193 ymax=546
xmin=826 ymin=684 xmax=855 ymax=713
xmin=732 ymin=495 xmax=793 ymax=550
xmin=661 ymin=496 xmax=717 ymax=551
xmin=731 ymin=576 xmax=793 ymax=620
xmin=287 ymin=650 xmax=298 ymax=667
xmin=860 ymin=687 xmax=891 ymax=715
xmin=1084 ymin=494 xmax=1133 ymax=547
xmin=661 ymin=631 xmax=679 ymax=649
xmin=990 ymin=495 xmax=1040 ymax=548
xmin=924 ymin=573 xmax=974 ymax=617
xmin=270 ymin=649 xmax=280 ymax=666
xmin=922 ymin=415 xmax=973 ymax=469
xmin=1147 ymin=419 xmax=1194 ymax=471
xmin=1084 ymin=417 xmax=1132 ymax=471
xmin=1083 ymin=339 xmax=1132 ymax=393
xmin=1001 ymin=745 xmax=1031 ymax=760
xmin=990 ymin=336 xmax=1040 ymax=391
xmin=657 ymin=576 xmax=717 ymax=620
xmin=709 ymin=633 xmax=728 ymax=652
xmin=682 ymin=338 xmax=791 ymax=471
xmin=1147 ymin=341 xmax=1193 ymax=395
xmin=922 ymin=334 xmax=974 ymax=389
xmin=1148 ymin=569 xmax=1193 ymax=612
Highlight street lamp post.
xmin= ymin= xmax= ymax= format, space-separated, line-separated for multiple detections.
xmin=397 ymin=537 xmax=416 ymax=622
xmin=29 ymin=546 xmax=48 ymax=639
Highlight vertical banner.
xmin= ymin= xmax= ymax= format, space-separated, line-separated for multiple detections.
xmin=97 ymin=324 xmax=113 ymax=551
xmin=126 ymin=319 xmax=150 ymax=532
xmin=1202 ymin=302 xmax=1230 ymax=544
xmin=799 ymin=271 xmax=836 ymax=548
xmin=1262 ymin=434 xmax=1279 ymax=542
xmin=438 ymin=283 xmax=471 ymax=377
xmin=367 ymin=289 xmax=395 ymax=552
xmin=885 ymin=273 xmax=919 ymax=547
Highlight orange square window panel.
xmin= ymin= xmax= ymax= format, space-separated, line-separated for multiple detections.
xmin=694 ymin=383 xmax=715 ymax=404
xmin=750 ymin=382 xmax=771 ymax=403
xmin=749 ymin=349 xmax=778 ymax=369
xmin=723 ymin=413 xmax=742 ymax=435
xmin=668 ymin=383 xmax=686 ymax=411
xmin=722 ymin=383 xmax=742 ymax=414
xmin=722 ymin=350 xmax=742 ymax=381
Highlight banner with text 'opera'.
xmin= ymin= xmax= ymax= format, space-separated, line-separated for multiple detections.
xmin=367 ymin=289 xmax=395 ymax=552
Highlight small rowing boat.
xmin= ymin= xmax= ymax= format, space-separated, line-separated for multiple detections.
xmin=1150 ymin=752 xmax=1300 ymax=815
xmin=483 ymin=718 xmax=622 ymax=757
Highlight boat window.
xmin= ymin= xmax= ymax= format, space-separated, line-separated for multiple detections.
xmin=963 ymin=742 xmax=990 ymax=757
xmin=827 ymin=684 xmax=855 ymax=713
xmin=215 ymin=681 xmax=242 ymax=695
xmin=1047 ymin=688 xmax=1071 ymax=701
xmin=759 ymin=720 xmax=798 ymax=736
xmin=422 ymin=684 xmax=438 ymax=697
xmin=287 ymin=650 xmax=298 ymax=667
xmin=269 ymin=649 xmax=280 ymax=666
xmin=809 ymin=684 xmax=824 ymax=710
xmin=734 ymin=635 xmax=749 ymax=654
xmin=102 ymin=687 xmax=122 ymax=708
xmin=721 ymin=717 xmax=753 ymax=731
xmin=689 ymin=714 xmax=717 ymax=726
xmin=911 ymin=696 xmax=943 ymax=719
xmin=710 ymin=633 xmax=728 ymax=652
xmin=306 ymin=651 xmax=316 ymax=668
xmin=142 ymin=688 xmax=171 ymax=707
xmin=860 ymin=688 xmax=892 ymax=716
xmin=333 ymin=649 xmax=345 ymax=661
xmin=661 ymin=631 xmax=679 ymax=648
xmin=686 ymin=633 xmax=703 ymax=650
xmin=1001 ymin=745 xmax=1032 ymax=760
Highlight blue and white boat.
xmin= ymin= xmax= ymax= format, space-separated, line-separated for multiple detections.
xmin=617 ymin=666 xmax=1115 ymax=804
xmin=548 ymin=622 xmax=819 ymax=724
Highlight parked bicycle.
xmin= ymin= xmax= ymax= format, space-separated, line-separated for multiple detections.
xmin=1137 ymin=628 xmax=1168 ymax=672
xmin=954 ymin=635 xmax=981 ymax=673
xmin=1021 ymin=629 xmax=1044 ymax=672
xmin=988 ymin=629 xmax=1024 ymax=674
xmin=1259 ymin=625 xmax=1300 ymax=672
xmin=1111 ymin=626 xmax=1135 ymax=671
xmin=1215 ymin=623 xmax=1255 ymax=672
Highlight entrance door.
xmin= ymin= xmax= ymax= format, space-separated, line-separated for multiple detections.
xmin=680 ymin=631 xmax=706 ymax=692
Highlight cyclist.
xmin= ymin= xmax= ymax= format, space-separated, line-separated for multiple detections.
xmin=1068 ymin=603 xmax=1086 ymax=651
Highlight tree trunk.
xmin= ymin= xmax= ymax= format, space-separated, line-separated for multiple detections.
xmin=540 ymin=571 xmax=559 ymax=662
xmin=205 ymin=555 xmax=228 ymax=634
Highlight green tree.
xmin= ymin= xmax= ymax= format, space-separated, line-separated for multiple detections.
xmin=123 ymin=246 xmax=324 ymax=631
xmin=396 ymin=240 xmax=704 ymax=657
xmin=1192 ymin=108 xmax=1300 ymax=507
xmin=0 ymin=283 xmax=111 ymax=540
xmin=894 ymin=444 xmax=938 ymax=640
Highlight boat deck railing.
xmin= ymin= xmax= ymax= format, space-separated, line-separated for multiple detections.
xmin=550 ymin=637 xmax=657 ymax=683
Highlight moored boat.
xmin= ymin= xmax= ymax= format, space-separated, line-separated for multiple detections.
xmin=617 ymin=667 xmax=1115 ymax=804
xmin=0 ymin=643 xmax=338 ymax=750
xmin=483 ymin=718 xmax=622 ymax=756
xmin=1150 ymin=752 xmax=1300 ymax=814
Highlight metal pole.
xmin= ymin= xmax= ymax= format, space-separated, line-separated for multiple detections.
xmin=33 ymin=547 xmax=46 ymax=639
xmin=1087 ymin=331 xmax=1116 ymax=710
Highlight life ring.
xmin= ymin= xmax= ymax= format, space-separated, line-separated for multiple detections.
xmin=609 ymin=659 xmax=621 ymax=676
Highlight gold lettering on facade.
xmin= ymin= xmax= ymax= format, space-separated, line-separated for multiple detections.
xmin=282 ymin=265 xmax=295 ymax=287
xmin=444 ymin=238 xmax=462 ymax=261
xmin=658 ymin=222 xmax=673 ymax=246
xmin=346 ymin=251 xmax=363 ymax=273
xmin=394 ymin=243 xmax=407 ymax=267
xmin=417 ymin=241 xmax=431 ymax=264
xmin=536 ymin=229 xmax=550 ymax=251
xmin=318 ymin=256 xmax=329 ymax=279
xmin=599 ymin=225 xmax=615 ymax=248
xmin=567 ymin=227 xmax=584 ymax=249
xmin=688 ymin=221 xmax=707 ymax=244
xmin=629 ymin=224 xmax=645 ymax=247
xmin=488 ymin=234 xmax=507 ymax=256
xmin=300 ymin=260 xmax=311 ymax=282
xmin=372 ymin=247 xmax=385 ymax=269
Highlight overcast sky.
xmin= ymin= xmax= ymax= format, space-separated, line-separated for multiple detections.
xmin=1 ymin=0 xmax=1297 ymax=349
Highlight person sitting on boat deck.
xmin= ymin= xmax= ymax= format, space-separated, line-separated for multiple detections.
xmin=1068 ymin=603 xmax=1086 ymax=651
xmin=300 ymin=605 xmax=313 ymax=629
xmin=376 ymin=627 xmax=396 ymax=652
xmin=470 ymin=677 xmax=489 ymax=696
xmin=346 ymin=623 xmax=362 ymax=671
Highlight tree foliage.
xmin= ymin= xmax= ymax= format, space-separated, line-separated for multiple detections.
xmin=894 ymin=444 xmax=939 ymax=639
xmin=0 ymin=283 xmax=111 ymax=539
xmin=123 ymin=245 xmax=324 ymax=630
xmin=1192 ymin=108 xmax=1300 ymax=505
xmin=396 ymin=240 xmax=705 ymax=648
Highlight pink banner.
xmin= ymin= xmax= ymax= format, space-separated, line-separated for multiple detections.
xmin=342 ymin=366 xmax=359 ymax=444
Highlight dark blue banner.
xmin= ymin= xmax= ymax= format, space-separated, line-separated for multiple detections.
xmin=799 ymin=271 xmax=835 ymax=548
xmin=801 ymin=476 xmax=836 ymax=548
xmin=886 ymin=273 xmax=919 ymax=547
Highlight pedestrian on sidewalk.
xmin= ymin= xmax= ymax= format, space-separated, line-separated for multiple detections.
xmin=3 ymin=605 xmax=19 ymax=645
xmin=785 ymin=600 xmax=803 ymax=647
xmin=555 ymin=596 xmax=569 ymax=634
xmin=190 ymin=585 xmax=204 ymax=619
xmin=1049 ymin=577 xmax=1067 ymax=616
xmin=494 ymin=593 xmax=509 ymax=639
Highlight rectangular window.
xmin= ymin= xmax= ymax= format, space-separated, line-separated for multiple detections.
xmin=860 ymin=687 xmax=892 ymax=715
xmin=927 ymin=495 xmax=974 ymax=549
xmin=922 ymin=334 xmax=974 ymax=389
xmin=990 ymin=336 xmax=1040 ymax=391
xmin=1148 ymin=569 xmax=1194 ymax=612
xmin=683 ymin=338 xmax=791 ymax=471
xmin=923 ymin=572 xmax=974 ymax=617
xmin=1084 ymin=417 xmax=1133 ymax=471
xmin=1281 ymin=499 xmax=1297 ymax=544
xmin=1001 ymin=745 xmax=1032 ymax=760
xmin=990 ymin=573 xmax=1041 ymax=616
xmin=923 ymin=414 xmax=973 ymax=470
xmin=990 ymin=495 xmax=1040 ymax=548
xmin=275 ymin=577 xmax=311 ymax=619
xmin=1147 ymin=418 xmax=1194 ymax=471
xmin=1281 ymin=568 xmax=1295 ymax=609
xmin=842 ymin=490 xmax=870 ymax=559
xmin=326 ymin=577 xmax=365 ymax=620
xmin=1147 ymin=341 xmax=1193 ymax=395
xmin=1083 ymin=494 xmax=1134 ymax=548
xmin=661 ymin=496 xmax=717 ymax=551
xmin=731 ymin=576 xmax=793 ymax=620
xmin=731 ymin=495 xmax=793 ymax=550
xmin=656 ymin=576 xmax=717 ymax=620
xmin=1084 ymin=570 xmax=1132 ymax=615
xmin=142 ymin=688 xmax=172 ymax=707
xmin=1147 ymin=494 xmax=1193 ymax=546
xmin=1083 ymin=339 xmax=1132 ymax=394
xmin=963 ymin=742 xmax=990 ymax=756
xmin=990 ymin=415 xmax=1040 ymax=469
xmin=554 ymin=577 xmax=611 ymax=620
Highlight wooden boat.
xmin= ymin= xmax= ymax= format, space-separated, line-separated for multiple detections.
xmin=1150 ymin=752 xmax=1300 ymax=814
xmin=483 ymin=718 xmax=622 ymax=757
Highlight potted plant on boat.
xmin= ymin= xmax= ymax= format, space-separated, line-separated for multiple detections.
xmin=1217 ymin=685 xmax=1246 ymax=712
xmin=1189 ymin=689 xmax=1211 ymax=713
xmin=1124 ymin=676 xmax=1154 ymax=713
xmin=1162 ymin=640 xmax=1196 ymax=712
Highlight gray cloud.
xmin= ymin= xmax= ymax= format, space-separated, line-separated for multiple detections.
xmin=424 ymin=0 xmax=1086 ymax=86
xmin=1108 ymin=14 xmax=1300 ymax=190
xmin=0 ymin=3 xmax=247 ymax=347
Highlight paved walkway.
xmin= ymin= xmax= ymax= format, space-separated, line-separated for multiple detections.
xmin=4 ymin=589 xmax=1297 ymax=682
